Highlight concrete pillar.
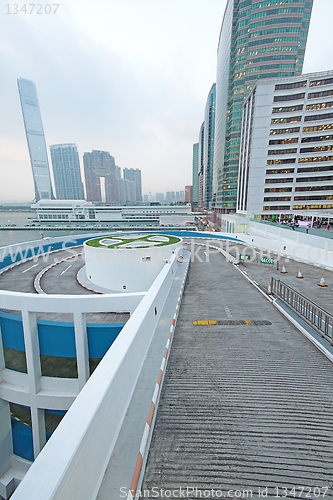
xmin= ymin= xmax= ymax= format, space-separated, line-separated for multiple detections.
xmin=74 ymin=312 xmax=89 ymax=390
xmin=0 ymin=325 xmax=13 ymax=477
xmin=21 ymin=310 xmax=46 ymax=459
xmin=0 ymin=401 xmax=15 ymax=499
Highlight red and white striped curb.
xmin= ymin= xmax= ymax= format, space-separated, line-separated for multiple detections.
xmin=127 ymin=256 xmax=190 ymax=500
xmin=34 ymin=252 xmax=83 ymax=294
xmin=76 ymin=269 xmax=104 ymax=295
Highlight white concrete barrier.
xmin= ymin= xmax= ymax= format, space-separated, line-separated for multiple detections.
xmin=10 ymin=255 xmax=179 ymax=500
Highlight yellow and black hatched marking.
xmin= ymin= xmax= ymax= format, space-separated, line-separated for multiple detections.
xmin=192 ymin=319 xmax=272 ymax=326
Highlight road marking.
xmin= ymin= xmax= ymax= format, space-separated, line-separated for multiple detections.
xmin=22 ymin=263 xmax=38 ymax=273
xmin=225 ymin=306 xmax=232 ymax=318
xmin=60 ymin=265 xmax=72 ymax=276
xmin=193 ymin=319 xmax=272 ymax=326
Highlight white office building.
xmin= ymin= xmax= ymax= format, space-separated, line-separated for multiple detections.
xmin=237 ymin=70 xmax=333 ymax=217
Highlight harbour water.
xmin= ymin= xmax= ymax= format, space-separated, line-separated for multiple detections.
xmin=0 ymin=211 xmax=80 ymax=248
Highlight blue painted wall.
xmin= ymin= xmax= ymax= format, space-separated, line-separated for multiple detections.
xmin=0 ymin=311 xmax=125 ymax=359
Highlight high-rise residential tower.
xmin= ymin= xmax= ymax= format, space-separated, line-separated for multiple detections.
xmin=192 ymin=143 xmax=199 ymax=208
xmin=50 ymin=144 xmax=84 ymax=200
xmin=123 ymin=168 xmax=142 ymax=203
xmin=83 ymin=150 xmax=118 ymax=204
xmin=203 ymin=84 xmax=216 ymax=209
xmin=17 ymin=78 xmax=55 ymax=201
xmin=212 ymin=0 xmax=314 ymax=213
xmin=197 ymin=122 xmax=205 ymax=209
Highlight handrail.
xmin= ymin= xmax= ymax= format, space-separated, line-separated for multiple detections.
xmin=271 ymin=278 xmax=333 ymax=345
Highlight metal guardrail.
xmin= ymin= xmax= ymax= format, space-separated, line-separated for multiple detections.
xmin=271 ymin=278 xmax=333 ymax=346
xmin=250 ymin=218 xmax=333 ymax=240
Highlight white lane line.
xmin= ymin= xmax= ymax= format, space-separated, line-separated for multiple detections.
xmin=22 ymin=263 xmax=38 ymax=274
xmin=60 ymin=265 xmax=72 ymax=276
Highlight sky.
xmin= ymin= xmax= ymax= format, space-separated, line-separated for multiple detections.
xmin=0 ymin=0 xmax=332 ymax=203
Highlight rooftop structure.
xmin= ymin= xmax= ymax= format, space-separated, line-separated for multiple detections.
xmin=84 ymin=234 xmax=182 ymax=292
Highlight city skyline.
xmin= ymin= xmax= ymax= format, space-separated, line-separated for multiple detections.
xmin=1 ymin=0 xmax=333 ymax=202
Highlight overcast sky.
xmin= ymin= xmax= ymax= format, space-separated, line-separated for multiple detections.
xmin=0 ymin=0 xmax=332 ymax=203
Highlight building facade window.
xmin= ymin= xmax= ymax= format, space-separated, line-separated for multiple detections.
xmin=270 ymin=126 xmax=300 ymax=135
xmin=297 ymin=165 xmax=333 ymax=173
xmin=271 ymin=116 xmax=301 ymax=124
xmin=268 ymin=148 xmax=297 ymax=155
xmin=294 ymin=195 xmax=333 ymax=201
xmin=298 ymin=155 xmax=333 ymax=163
xmin=275 ymin=80 xmax=307 ymax=91
xmin=301 ymin=134 xmax=333 ymax=143
xmin=303 ymin=123 xmax=333 ymax=133
xmin=295 ymin=184 xmax=333 ymax=191
xmin=267 ymin=158 xmax=296 ymax=165
xmin=308 ymin=89 xmax=333 ymax=99
xmin=269 ymin=137 xmax=298 ymax=145
xmin=272 ymin=105 xmax=303 ymax=113
xmin=273 ymin=93 xmax=305 ymax=102
xmin=309 ymin=77 xmax=333 ymax=87
xmin=304 ymin=113 xmax=333 ymax=122
xmin=295 ymin=175 xmax=333 ymax=182
xmin=300 ymin=145 xmax=333 ymax=153
xmin=306 ymin=101 xmax=333 ymax=111
xmin=264 ymin=187 xmax=293 ymax=192
xmin=293 ymin=204 xmax=333 ymax=209
xmin=266 ymin=168 xmax=295 ymax=174
xmin=265 ymin=178 xmax=293 ymax=184
xmin=263 ymin=205 xmax=291 ymax=210
xmin=264 ymin=196 xmax=292 ymax=202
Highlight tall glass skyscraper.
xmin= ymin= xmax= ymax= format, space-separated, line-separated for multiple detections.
xmin=197 ymin=122 xmax=205 ymax=208
xmin=17 ymin=78 xmax=54 ymax=201
xmin=50 ymin=144 xmax=84 ymax=200
xmin=212 ymin=0 xmax=314 ymax=213
xmin=192 ymin=143 xmax=199 ymax=207
xmin=203 ymin=84 xmax=216 ymax=209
